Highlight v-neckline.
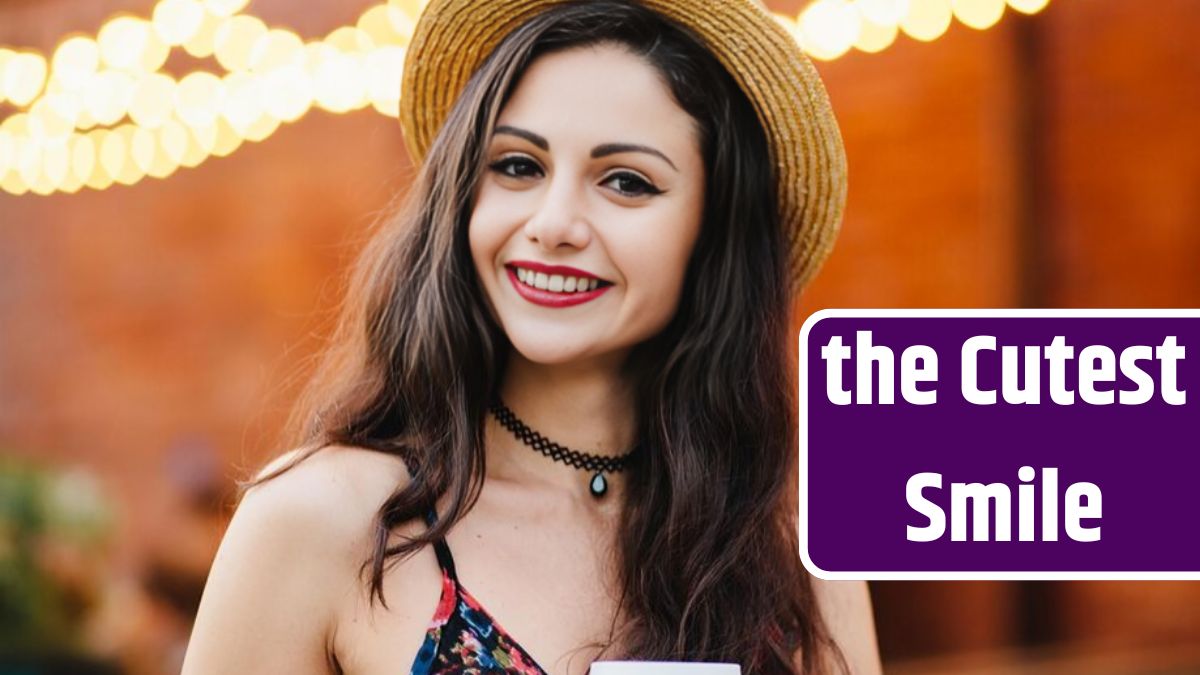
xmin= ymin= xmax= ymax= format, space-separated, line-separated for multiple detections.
xmin=411 ymin=566 xmax=550 ymax=674
xmin=456 ymin=580 xmax=550 ymax=673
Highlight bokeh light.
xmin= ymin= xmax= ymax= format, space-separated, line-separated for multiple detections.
xmin=901 ymin=0 xmax=954 ymax=42
xmin=798 ymin=0 xmax=862 ymax=61
xmin=1 ymin=0 xmax=1057 ymax=195
xmin=952 ymin=0 xmax=1006 ymax=30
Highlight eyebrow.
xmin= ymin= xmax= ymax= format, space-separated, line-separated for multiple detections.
xmin=493 ymin=125 xmax=679 ymax=172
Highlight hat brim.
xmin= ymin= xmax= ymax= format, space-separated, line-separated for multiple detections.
xmin=399 ymin=0 xmax=847 ymax=291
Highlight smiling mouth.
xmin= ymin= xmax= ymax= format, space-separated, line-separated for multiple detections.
xmin=506 ymin=264 xmax=612 ymax=294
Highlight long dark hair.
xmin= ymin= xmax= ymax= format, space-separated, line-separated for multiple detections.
xmin=254 ymin=1 xmax=843 ymax=672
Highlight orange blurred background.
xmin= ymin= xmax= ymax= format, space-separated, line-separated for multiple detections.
xmin=2 ymin=0 xmax=1199 ymax=673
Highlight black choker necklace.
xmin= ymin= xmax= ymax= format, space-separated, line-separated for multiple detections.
xmin=489 ymin=401 xmax=638 ymax=499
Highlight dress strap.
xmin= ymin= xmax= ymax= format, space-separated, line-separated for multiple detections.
xmin=423 ymin=507 xmax=459 ymax=582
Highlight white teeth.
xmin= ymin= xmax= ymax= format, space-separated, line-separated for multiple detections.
xmin=513 ymin=266 xmax=603 ymax=294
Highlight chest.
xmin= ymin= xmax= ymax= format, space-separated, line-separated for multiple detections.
xmin=333 ymin=496 xmax=626 ymax=675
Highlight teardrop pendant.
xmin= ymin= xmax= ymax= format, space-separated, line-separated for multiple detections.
xmin=589 ymin=472 xmax=608 ymax=498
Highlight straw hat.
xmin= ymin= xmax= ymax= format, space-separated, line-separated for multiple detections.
xmin=399 ymin=0 xmax=847 ymax=291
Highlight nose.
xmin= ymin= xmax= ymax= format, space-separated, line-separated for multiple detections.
xmin=523 ymin=171 xmax=592 ymax=252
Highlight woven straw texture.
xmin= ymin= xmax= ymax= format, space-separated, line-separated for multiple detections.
xmin=399 ymin=0 xmax=847 ymax=291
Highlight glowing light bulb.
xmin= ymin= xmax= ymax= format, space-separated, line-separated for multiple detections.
xmin=129 ymin=72 xmax=177 ymax=129
xmin=364 ymin=46 xmax=405 ymax=116
xmin=158 ymin=119 xmax=190 ymax=164
xmin=70 ymin=133 xmax=96 ymax=184
xmin=43 ymin=138 xmax=71 ymax=186
xmin=98 ymin=16 xmax=153 ymax=71
xmin=214 ymin=14 xmax=268 ymax=72
xmin=30 ymin=173 xmax=57 ymax=196
xmin=312 ymin=50 xmax=365 ymax=113
xmin=854 ymin=16 xmax=899 ymax=53
xmin=220 ymin=71 xmax=263 ymax=134
xmin=2 ymin=112 xmax=30 ymax=137
xmin=46 ymin=89 xmax=83 ymax=126
xmin=99 ymin=127 xmax=126 ymax=177
xmin=137 ymin=31 xmax=171 ymax=72
xmin=0 ymin=130 xmax=14 ymax=177
xmin=1007 ymin=0 xmax=1050 ymax=14
xmin=242 ymin=113 xmax=280 ymax=142
xmin=179 ymin=128 xmax=208 ymax=167
xmin=52 ymin=37 xmax=100 ymax=90
xmin=153 ymin=0 xmax=206 ymax=46
xmin=952 ymin=0 xmax=1005 ymax=29
xmin=798 ymin=0 xmax=862 ymax=61
xmin=205 ymin=0 xmax=249 ymax=19
xmin=326 ymin=26 xmax=375 ymax=55
xmin=387 ymin=0 xmax=424 ymax=20
xmin=30 ymin=97 xmax=74 ymax=139
xmin=1 ymin=169 xmax=30 ymax=195
xmin=83 ymin=70 xmax=135 ymax=126
xmin=83 ymin=129 xmax=115 ymax=190
xmin=76 ymin=108 xmax=98 ymax=130
xmin=112 ymin=124 xmax=147 ymax=185
xmin=211 ymin=118 xmax=243 ymax=156
xmin=58 ymin=160 xmax=84 ymax=193
xmin=5 ymin=51 xmax=48 ymax=106
xmin=190 ymin=120 xmax=219 ymax=154
xmin=358 ymin=5 xmax=411 ymax=47
xmin=175 ymin=71 xmax=225 ymax=128
xmin=0 ymin=49 xmax=14 ymax=99
xmin=900 ymin=0 xmax=953 ymax=41
xmin=262 ymin=64 xmax=312 ymax=122
xmin=130 ymin=126 xmax=157 ymax=172
xmin=17 ymin=136 xmax=44 ymax=186
xmin=855 ymin=0 xmax=911 ymax=25
xmin=147 ymin=140 xmax=180 ymax=179
xmin=248 ymin=29 xmax=305 ymax=73
xmin=183 ymin=9 xmax=223 ymax=59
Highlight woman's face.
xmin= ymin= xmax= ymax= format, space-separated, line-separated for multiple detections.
xmin=469 ymin=42 xmax=706 ymax=367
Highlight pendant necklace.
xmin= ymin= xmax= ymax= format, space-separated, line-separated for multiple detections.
xmin=489 ymin=400 xmax=639 ymax=499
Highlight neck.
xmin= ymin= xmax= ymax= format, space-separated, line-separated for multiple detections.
xmin=487 ymin=350 xmax=638 ymax=497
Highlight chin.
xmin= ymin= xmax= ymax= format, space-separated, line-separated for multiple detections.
xmin=503 ymin=323 xmax=637 ymax=367
xmin=507 ymin=336 xmax=601 ymax=366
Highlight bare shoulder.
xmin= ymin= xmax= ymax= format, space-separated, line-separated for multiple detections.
xmin=238 ymin=444 xmax=414 ymax=561
xmin=798 ymin=579 xmax=883 ymax=675
xmin=253 ymin=444 xmax=412 ymax=518
xmin=181 ymin=445 xmax=412 ymax=674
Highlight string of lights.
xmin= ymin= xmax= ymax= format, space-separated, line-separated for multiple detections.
xmin=0 ymin=0 xmax=1051 ymax=197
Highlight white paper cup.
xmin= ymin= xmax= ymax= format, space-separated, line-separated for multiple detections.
xmin=590 ymin=662 xmax=741 ymax=675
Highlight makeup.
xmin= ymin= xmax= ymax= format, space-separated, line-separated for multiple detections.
xmin=505 ymin=260 xmax=612 ymax=308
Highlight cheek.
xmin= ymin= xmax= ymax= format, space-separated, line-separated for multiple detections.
xmin=468 ymin=200 xmax=505 ymax=279
xmin=467 ymin=215 xmax=490 ymax=277
xmin=618 ymin=210 xmax=702 ymax=322
xmin=468 ymin=181 xmax=529 ymax=275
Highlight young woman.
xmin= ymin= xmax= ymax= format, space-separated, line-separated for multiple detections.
xmin=182 ymin=1 xmax=880 ymax=673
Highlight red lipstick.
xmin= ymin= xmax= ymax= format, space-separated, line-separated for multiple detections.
xmin=505 ymin=260 xmax=612 ymax=308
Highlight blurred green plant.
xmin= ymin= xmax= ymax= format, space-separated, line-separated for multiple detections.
xmin=0 ymin=457 xmax=114 ymax=656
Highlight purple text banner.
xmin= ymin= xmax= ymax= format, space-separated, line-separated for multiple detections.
xmin=799 ymin=310 xmax=1200 ymax=580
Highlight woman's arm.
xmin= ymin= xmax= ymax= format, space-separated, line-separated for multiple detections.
xmin=181 ymin=450 xmax=360 ymax=674
xmin=803 ymin=579 xmax=884 ymax=675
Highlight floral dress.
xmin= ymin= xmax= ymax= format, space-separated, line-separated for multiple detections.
xmin=410 ymin=510 xmax=548 ymax=674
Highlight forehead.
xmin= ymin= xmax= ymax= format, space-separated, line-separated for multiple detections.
xmin=495 ymin=42 xmax=699 ymax=152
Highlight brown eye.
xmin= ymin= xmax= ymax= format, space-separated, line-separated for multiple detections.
xmin=489 ymin=156 xmax=543 ymax=179
xmin=602 ymin=171 xmax=663 ymax=198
